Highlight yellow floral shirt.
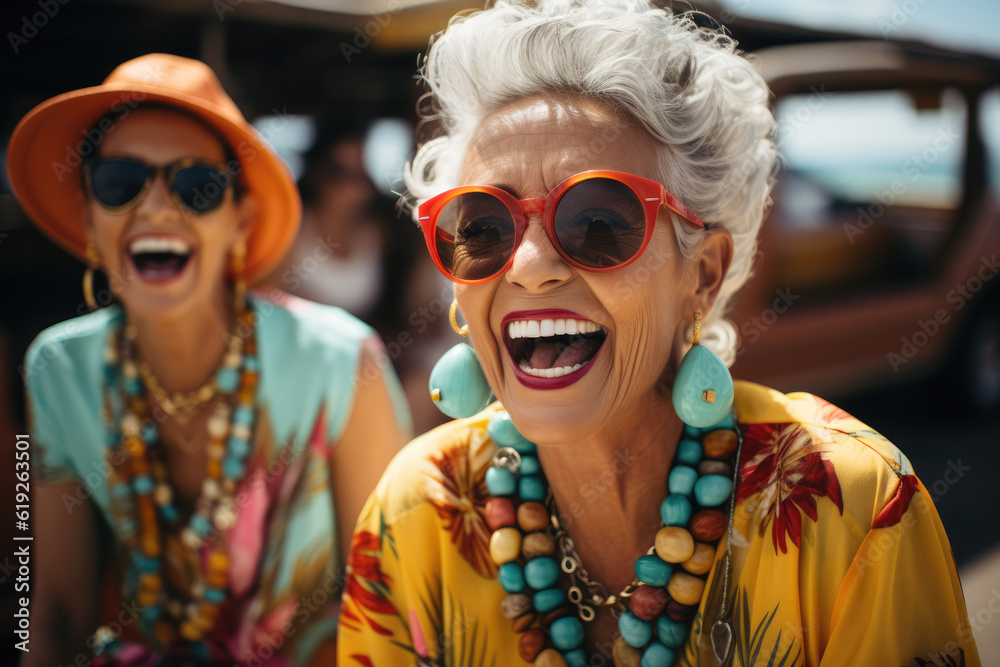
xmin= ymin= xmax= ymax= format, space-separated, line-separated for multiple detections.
xmin=338 ymin=382 xmax=980 ymax=666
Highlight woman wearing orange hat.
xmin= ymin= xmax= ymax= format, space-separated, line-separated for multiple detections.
xmin=10 ymin=54 xmax=410 ymax=665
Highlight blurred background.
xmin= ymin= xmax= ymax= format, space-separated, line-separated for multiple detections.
xmin=1 ymin=0 xmax=998 ymax=662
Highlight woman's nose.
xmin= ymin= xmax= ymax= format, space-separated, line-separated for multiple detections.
xmin=505 ymin=217 xmax=573 ymax=292
xmin=136 ymin=171 xmax=183 ymax=222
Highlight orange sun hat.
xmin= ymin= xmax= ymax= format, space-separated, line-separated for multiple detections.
xmin=6 ymin=53 xmax=301 ymax=284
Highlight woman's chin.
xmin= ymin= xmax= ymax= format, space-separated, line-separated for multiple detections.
xmin=494 ymin=346 xmax=609 ymax=440
xmin=116 ymin=266 xmax=205 ymax=318
xmin=502 ymin=403 xmax=600 ymax=446
xmin=499 ymin=375 xmax=610 ymax=446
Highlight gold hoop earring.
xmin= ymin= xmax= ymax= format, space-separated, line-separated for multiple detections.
xmin=449 ymin=298 xmax=469 ymax=338
xmin=83 ymin=243 xmax=101 ymax=312
xmin=231 ymin=242 xmax=247 ymax=313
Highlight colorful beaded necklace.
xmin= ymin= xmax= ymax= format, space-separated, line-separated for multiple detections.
xmin=99 ymin=304 xmax=259 ymax=655
xmin=484 ymin=409 xmax=740 ymax=667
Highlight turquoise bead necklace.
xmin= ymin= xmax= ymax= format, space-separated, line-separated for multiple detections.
xmin=484 ymin=410 xmax=741 ymax=667
xmin=94 ymin=303 xmax=259 ymax=655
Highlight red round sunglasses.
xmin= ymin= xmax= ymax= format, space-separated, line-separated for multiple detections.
xmin=417 ymin=170 xmax=704 ymax=284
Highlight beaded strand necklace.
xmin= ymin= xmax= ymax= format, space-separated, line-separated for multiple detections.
xmin=98 ymin=304 xmax=259 ymax=655
xmin=484 ymin=410 xmax=740 ymax=667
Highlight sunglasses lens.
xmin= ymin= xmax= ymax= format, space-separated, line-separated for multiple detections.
xmin=89 ymin=160 xmax=149 ymax=209
xmin=435 ymin=192 xmax=517 ymax=281
xmin=553 ymin=178 xmax=647 ymax=268
xmin=173 ymin=166 xmax=230 ymax=213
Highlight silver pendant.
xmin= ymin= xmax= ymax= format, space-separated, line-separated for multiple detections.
xmin=491 ymin=447 xmax=522 ymax=472
xmin=711 ymin=619 xmax=733 ymax=664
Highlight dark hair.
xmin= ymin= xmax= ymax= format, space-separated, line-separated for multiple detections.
xmin=297 ymin=114 xmax=371 ymax=206
xmin=79 ymin=101 xmax=245 ymax=201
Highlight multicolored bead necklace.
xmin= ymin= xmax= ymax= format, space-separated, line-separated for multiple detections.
xmin=99 ymin=304 xmax=259 ymax=654
xmin=484 ymin=410 xmax=740 ymax=667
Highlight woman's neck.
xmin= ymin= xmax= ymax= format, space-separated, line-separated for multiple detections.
xmin=126 ymin=288 xmax=235 ymax=392
xmin=535 ymin=396 xmax=683 ymax=596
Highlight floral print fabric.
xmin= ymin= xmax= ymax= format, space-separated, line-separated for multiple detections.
xmin=338 ymin=382 xmax=980 ymax=666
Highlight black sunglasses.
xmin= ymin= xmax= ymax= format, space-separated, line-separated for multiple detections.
xmin=84 ymin=157 xmax=235 ymax=215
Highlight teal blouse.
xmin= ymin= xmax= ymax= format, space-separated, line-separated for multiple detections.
xmin=24 ymin=290 xmax=410 ymax=665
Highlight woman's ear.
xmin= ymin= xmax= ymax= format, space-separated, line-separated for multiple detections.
xmin=686 ymin=227 xmax=733 ymax=316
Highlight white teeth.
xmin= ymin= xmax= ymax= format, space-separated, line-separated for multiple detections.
xmin=129 ymin=237 xmax=192 ymax=255
xmin=518 ymin=361 xmax=586 ymax=377
xmin=506 ymin=317 xmax=602 ymax=340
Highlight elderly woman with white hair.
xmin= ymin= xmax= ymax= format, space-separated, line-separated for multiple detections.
xmin=338 ymin=1 xmax=980 ymax=665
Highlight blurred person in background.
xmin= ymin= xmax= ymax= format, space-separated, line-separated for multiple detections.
xmin=265 ymin=116 xmax=456 ymax=436
xmin=8 ymin=54 xmax=409 ymax=665
xmin=264 ymin=117 xmax=384 ymax=320
xmin=337 ymin=2 xmax=980 ymax=666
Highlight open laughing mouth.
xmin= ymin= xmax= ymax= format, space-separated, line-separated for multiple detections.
xmin=502 ymin=309 xmax=607 ymax=388
xmin=126 ymin=235 xmax=194 ymax=283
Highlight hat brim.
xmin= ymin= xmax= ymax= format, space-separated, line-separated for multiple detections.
xmin=6 ymin=83 xmax=301 ymax=284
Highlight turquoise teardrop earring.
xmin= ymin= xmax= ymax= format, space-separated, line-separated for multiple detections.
xmin=428 ymin=299 xmax=493 ymax=419
xmin=671 ymin=310 xmax=735 ymax=428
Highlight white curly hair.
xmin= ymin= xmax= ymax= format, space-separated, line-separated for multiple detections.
xmin=404 ymin=0 xmax=779 ymax=365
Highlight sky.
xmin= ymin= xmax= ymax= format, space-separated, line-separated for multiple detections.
xmin=716 ymin=0 xmax=1000 ymax=57
xmin=714 ymin=0 xmax=1000 ymax=195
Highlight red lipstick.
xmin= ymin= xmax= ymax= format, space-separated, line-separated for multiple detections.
xmin=501 ymin=309 xmax=606 ymax=390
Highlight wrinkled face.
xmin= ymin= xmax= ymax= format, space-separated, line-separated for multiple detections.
xmin=455 ymin=95 xmax=701 ymax=445
xmin=83 ymin=108 xmax=253 ymax=317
